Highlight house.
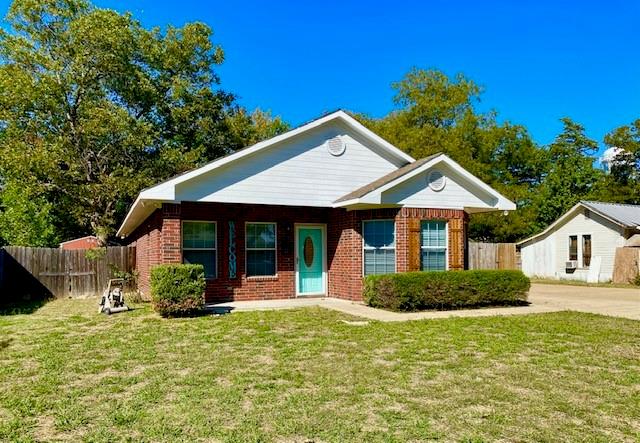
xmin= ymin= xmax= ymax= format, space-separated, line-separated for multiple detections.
xmin=117 ymin=110 xmax=514 ymax=302
xmin=518 ymin=201 xmax=640 ymax=282
xmin=59 ymin=235 xmax=100 ymax=250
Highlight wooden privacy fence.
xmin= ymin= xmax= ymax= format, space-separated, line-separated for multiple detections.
xmin=469 ymin=242 xmax=519 ymax=270
xmin=612 ymin=247 xmax=640 ymax=284
xmin=0 ymin=246 xmax=135 ymax=300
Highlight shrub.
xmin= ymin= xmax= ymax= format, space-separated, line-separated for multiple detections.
xmin=150 ymin=264 xmax=206 ymax=317
xmin=363 ymin=270 xmax=530 ymax=312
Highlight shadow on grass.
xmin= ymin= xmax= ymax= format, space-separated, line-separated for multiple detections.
xmin=0 ymin=337 xmax=13 ymax=351
xmin=0 ymin=298 xmax=51 ymax=315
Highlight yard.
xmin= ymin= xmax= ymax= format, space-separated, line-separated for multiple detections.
xmin=0 ymin=300 xmax=638 ymax=442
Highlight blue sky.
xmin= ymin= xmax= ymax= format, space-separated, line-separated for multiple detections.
xmin=2 ymin=1 xmax=639 ymax=151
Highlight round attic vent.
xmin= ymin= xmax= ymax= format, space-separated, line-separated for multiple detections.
xmin=326 ymin=136 xmax=346 ymax=156
xmin=427 ymin=170 xmax=446 ymax=191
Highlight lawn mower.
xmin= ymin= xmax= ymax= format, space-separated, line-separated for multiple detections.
xmin=99 ymin=278 xmax=130 ymax=315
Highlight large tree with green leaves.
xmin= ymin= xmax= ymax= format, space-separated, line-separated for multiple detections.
xmin=0 ymin=0 xmax=286 ymax=245
xmin=533 ymin=118 xmax=602 ymax=227
xmin=362 ymin=68 xmax=549 ymax=242
xmin=592 ymin=119 xmax=640 ymax=204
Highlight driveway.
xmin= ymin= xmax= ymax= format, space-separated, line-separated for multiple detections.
xmin=209 ymin=283 xmax=639 ymax=322
xmin=528 ymin=283 xmax=640 ymax=320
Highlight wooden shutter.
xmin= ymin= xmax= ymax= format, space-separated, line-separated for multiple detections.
xmin=448 ymin=218 xmax=464 ymax=270
xmin=408 ymin=219 xmax=421 ymax=272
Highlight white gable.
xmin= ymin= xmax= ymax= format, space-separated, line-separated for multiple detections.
xmin=175 ymin=122 xmax=400 ymax=207
xmin=333 ymin=154 xmax=515 ymax=212
xmin=380 ymin=163 xmax=499 ymax=212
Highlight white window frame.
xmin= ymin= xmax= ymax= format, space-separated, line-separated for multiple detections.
xmin=362 ymin=219 xmax=397 ymax=276
xmin=181 ymin=220 xmax=217 ymax=279
xmin=245 ymin=222 xmax=278 ymax=277
xmin=420 ymin=220 xmax=449 ymax=271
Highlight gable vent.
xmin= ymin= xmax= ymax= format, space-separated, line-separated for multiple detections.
xmin=427 ymin=170 xmax=446 ymax=191
xmin=326 ymin=136 xmax=346 ymax=156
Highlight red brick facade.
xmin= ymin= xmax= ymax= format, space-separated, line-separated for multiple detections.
xmin=128 ymin=202 xmax=467 ymax=303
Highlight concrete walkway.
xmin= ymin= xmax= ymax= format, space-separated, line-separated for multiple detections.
xmin=207 ymin=283 xmax=639 ymax=322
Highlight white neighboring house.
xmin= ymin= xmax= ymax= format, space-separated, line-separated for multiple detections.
xmin=518 ymin=201 xmax=640 ymax=282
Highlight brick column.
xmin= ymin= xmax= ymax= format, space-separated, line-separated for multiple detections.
xmin=161 ymin=203 xmax=182 ymax=264
xmin=395 ymin=213 xmax=409 ymax=272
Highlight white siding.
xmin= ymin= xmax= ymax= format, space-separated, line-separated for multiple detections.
xmin=520 ymin=232 xmax=556 ymax=277
xmin=520 ymin=208 xmax=626 ymax=282
xmin=380 ymin=164 xmax=498 ymax=210
xmin=175 ymin=122 xmax=399 ymax=207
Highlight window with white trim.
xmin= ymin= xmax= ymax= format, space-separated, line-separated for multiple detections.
xmin=182 ymin=221 xmax=217 ymax=278
xmin=421 ymin=220 xmax=447 ymax=271
xmin=363 ymin=220 xmax=395 ymax=275
xmin=246 ymin=223 xmax=277 ymax=276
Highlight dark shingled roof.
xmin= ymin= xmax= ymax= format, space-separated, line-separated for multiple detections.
xmin=334 ymin=153 xmax=443 ymax=203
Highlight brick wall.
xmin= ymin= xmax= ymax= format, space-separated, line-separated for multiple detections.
xmin=129 ymin=210 xmax=162 ymax=297
xmin=128 ymin=202 xmax=467 ymax=302
xmin=327 ymin=207 xmax=467 ymax=300
xmin=180 ymin=202 xmax=329 ymax=303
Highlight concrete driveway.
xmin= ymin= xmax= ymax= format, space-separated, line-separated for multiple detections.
xmin=528 ymin=283 xmax=640 ymax=320
xmin=209 ymin=283 xmax=639 ymax=322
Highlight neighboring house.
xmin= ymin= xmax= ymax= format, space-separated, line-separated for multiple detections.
xmin=59 ymin=235 xmax=100 ymax=250
xmin=117 ymin=110 xmax=514 ymax=302
xmin=518 ymin=201 xmax=640 ymax=282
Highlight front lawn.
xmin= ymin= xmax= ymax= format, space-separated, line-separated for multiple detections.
xmin=0 ymin=300 xmax=638 ymax=442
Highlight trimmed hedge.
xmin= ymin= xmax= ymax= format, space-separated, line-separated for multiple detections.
xmin=363 ymin=270 xmax=530 ymax=312
xmin=150 ymin=264 xmax=206 ymax=317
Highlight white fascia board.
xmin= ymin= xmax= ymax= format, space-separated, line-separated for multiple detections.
xmin=334 ymin=154 xmax=516 ymax=211
xmin=139 ymin=183 xmax=175 ymax=201
xmin=116 ymin=197 xmax=162 ymax=238
xmin=516 ymin=203 xmax=583 ymax=245
xmin=439 ymin=156 xmax=516 ymax=211
xmin=336 ymin=111 xmax=415 ymax=164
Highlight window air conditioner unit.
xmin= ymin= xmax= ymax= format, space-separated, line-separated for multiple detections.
xmin=565 ymin=260 xmax=578 ymax=269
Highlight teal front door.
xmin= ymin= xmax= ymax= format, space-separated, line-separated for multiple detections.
xmin=297 ymin=226 xmax=325 ymax=295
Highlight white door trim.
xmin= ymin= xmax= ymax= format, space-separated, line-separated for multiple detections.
xmin=294 ymin=223 xmax=327 ymax=296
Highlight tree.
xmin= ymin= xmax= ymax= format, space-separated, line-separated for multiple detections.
xmin=592 ymin=119 xmax=640 ymax=204
xmin=0 ymin=181 xmax=59 ymax=246
xmin=362 ymin=68 xmax=549 ymax=242
xmin=0 ymin=0 xmax=266 ymax=244
xmin=533 ymin=118 xmax=602 ymax=227
xmin=226 ymin=107 xmax=290 ymax=147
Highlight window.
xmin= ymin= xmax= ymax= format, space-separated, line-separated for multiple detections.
xmin=582 ymin=235 xmax=591 ymax=268
xmin=421 ymin=220 xmax=447 ymax=271
xmin=568 ymin=235 xmax=578 ymax=261
xmin=363 ymin=220 xmax=395 ymax=275
xmin=182 ymin=221 xmax=216 ymax=278
xmin=246 ymin=223 xmax=277 ymax=276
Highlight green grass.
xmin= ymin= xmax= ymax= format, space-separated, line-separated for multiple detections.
xmin=0 ymin=300 xmax=639 ymax=442
xmin=531 ymin=277 xmax=638 ymax=289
